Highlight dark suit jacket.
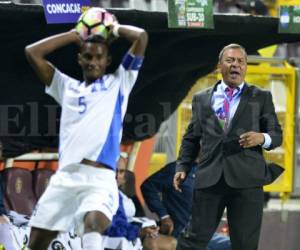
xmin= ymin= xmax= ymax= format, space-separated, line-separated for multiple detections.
xmin=176 ymin=81 xmax=283 ymax=189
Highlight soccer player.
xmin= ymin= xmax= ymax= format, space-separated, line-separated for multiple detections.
xmin=24 ymin=16 xmax=148 ymax=250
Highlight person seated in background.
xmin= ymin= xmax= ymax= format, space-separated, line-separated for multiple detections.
xmin=141 ymin=161 xmax=231 ymax=250
xmin=0 ymin=141 xmax=15 ymax=250
xmin=117 ymin=152 xmax=145 ymax=217
xmin=0 ymin=174 xmax=15 ymax=250
xmin=103 ymin=154 xmax=177 ymax=250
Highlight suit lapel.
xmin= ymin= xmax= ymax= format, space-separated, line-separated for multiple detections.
xmin=228 ymin=83 xmax=251 ymax=132
xmin=204 ymin=87 xmax=214 ymax=114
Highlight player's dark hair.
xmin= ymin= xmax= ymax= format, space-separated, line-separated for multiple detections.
xmin=85 ymin=34 xmax=108 ymax=45
xmin=79 ymin=34 xmax=111 ymax=55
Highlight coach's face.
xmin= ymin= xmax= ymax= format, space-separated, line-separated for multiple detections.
xmin=218 ymin=48 xmax=247 ymax=88
xmin=78 ymin=42 xmax=111 ymax=85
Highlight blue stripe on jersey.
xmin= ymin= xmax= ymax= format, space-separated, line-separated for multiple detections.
xmin=122 ymin=53 xmax=144 ymax=70
xmin=96 ymin=91 xmax=124 ymax=170
xmin=92 ymin=78 xmax=107 ymax=92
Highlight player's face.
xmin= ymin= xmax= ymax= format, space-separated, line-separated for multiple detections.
xmin=78 ymin=42 xmax=111 ymax=84
xmin=218 ymin=48 xmax=247 ymax=88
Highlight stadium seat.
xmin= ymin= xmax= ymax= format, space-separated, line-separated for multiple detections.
xmin=3 ymin=196 xmax=10 ymax=212
xmin=3 ymin=167 xmax=36 ymax=216
xmin=0 ymin=171 xmax=9 ymax=211
xmin=32 ymin=168 xmax=55 ymax=200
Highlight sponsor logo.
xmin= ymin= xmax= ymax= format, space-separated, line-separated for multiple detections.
xmin=46 ymin=3 xmax=81 ymax=14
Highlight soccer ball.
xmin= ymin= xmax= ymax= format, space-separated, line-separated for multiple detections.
xmin=75 ymin=7 xmax=116 ymax=40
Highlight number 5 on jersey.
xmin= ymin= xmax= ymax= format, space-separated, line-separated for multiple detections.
xmin=78 ymin=96 xmax=87 ymax=114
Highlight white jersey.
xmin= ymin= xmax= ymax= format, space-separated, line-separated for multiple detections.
xmin=46 ymin=53 xmax=143 ymax=172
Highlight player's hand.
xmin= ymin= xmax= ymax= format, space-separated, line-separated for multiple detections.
xmin=104 ymin=12 xmax=118 ymax=28
xmin=70 ymin=29 xmax=83 ymax=47
xmin=239 ymin=131 xmax=265 ymax=148
xmin=160 ymin=216 xmax=174 ymax=235
xmin=140 ymin=226 xmax=159 ymax=239
xmin=0 ymin=215 xmax=8 ymax=224
xmin=104 ymin=12 xmax=118 ymax=36
xmin=106 ymin=22 xmax=120 ymax=44
xmin=173 ymin=171 xmax=186 ymax=192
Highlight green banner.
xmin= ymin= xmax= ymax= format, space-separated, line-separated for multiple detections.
xmin=168 ymin=0 xmax=214 ymax=29
xmin=279 ymin=5 xmax=300 ymax=34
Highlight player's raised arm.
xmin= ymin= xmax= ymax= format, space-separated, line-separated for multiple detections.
xmin=25 ymin=30 xmax=82 ymax=86
xmin=112 ymin=24 xmax=148 ymax=57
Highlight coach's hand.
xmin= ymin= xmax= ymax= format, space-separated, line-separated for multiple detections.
xmin=239 ymin=131 xmax=265 ymax=148
xmin=173 ymin=171 xmax=186 ymax=192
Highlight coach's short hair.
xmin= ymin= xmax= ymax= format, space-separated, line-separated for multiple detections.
xmin=218 ymin=43 xmax=247 ymax=62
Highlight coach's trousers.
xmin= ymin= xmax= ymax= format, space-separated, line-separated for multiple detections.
xmin=176 ymin=176 xmax=264 ymax=250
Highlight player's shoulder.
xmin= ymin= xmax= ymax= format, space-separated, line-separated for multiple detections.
xmin=54 ymin=67 xmax=78 ymax=83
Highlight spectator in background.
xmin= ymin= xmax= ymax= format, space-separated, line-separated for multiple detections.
xmin=141 ymin=161 xmax=231 ymax=250
xmin=214 ymin=0 xmax=268 ymax=16
xmin=104 ymin=155 xmax=177 ymax=250
xmin=235 ymin=0 xmax=268 ymax=16
xmin=90 ymin=0 xmax=129 ymax=8
xmin=214 ymin=0 xmax=242 ymax=14
xmin=118 ymin=152 xmax=145 ymax=217
xmin=0 ymin=174 xmax=15 ymax=250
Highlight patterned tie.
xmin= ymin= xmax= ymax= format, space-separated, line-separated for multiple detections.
xmin=223 ymin=87 xmax=235 ymax=131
